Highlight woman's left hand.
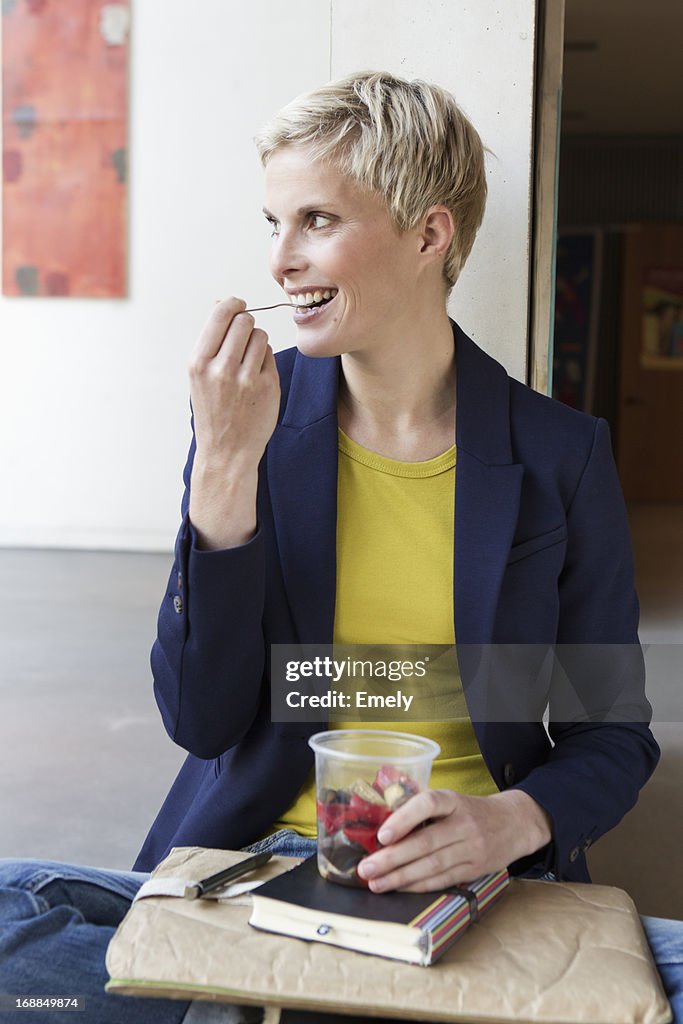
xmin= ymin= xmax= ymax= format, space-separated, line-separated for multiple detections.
xmin=356 ymin=788 xmax=553 ymax=893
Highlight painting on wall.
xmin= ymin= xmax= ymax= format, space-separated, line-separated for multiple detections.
xmin=2 ymin=1 xmax=130 ymax=297
xmin=640 ymin=267 xmax=683 ymax=367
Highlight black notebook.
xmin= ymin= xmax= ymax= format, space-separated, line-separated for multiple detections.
xmin=249 ymin=853 xmax=508 ymax=966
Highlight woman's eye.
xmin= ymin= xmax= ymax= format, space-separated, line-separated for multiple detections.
xmin=309 ymin=214 xmax=329 ymax=229
xmin=266 ymin=219 xmax=280 ymax=237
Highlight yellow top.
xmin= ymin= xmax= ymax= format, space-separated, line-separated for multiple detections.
xmin=271 ymin=429 xmax=497 ymax=836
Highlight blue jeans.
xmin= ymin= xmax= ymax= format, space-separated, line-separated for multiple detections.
xmin=0 ymin=831 xmax=317 ymax=1024
xmin=642 ymin=915 xmax=683 ymax=1023
xmin=0 ymin=838 xmax=681 ymax=1023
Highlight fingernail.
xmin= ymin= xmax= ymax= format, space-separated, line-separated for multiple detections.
xmin=359 ymin=861 xmax=376 ymax=879
xmin=369 ymin=878 xmax=386 ymax=892
xmin=377 ymin=827 xmax=392 ymax=845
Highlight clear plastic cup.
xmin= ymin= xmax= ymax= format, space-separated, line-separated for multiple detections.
xmin=308 ymin=729 xmax=440 ymax=887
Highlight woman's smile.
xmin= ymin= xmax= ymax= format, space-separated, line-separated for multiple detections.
xmin=287 ymin=286 xmax=339 ymax=324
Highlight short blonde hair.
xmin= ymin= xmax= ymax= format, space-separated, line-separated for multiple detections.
xmin=254 ymin=71 xmax=487 ymax=289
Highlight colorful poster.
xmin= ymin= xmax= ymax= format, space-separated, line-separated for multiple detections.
xmin=2 ymin=1 xmax=130 ymax=297
xmin=552 ymin=232 xmax=601 ymax=411
xmin=641 ymin=267 xmax=683 ymax=365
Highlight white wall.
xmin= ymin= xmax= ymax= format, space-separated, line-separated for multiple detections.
xmin=0 ymin=0 xmax=536 ymax=552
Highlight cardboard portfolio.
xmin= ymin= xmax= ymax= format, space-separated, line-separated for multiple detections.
xmin=105 ymin=846 xmax=671 ymax=1024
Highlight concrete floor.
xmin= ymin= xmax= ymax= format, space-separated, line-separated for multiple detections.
xmin=0 ymin=505 xmax=681 ymax=886
xmin=0 ymin=549 xmax=185 ymax=870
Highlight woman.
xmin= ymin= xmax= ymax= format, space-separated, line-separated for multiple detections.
xmin=137 ymin=70 xmax=655 ymax=889
xmin=0 ymin=71 xmax=680 ymax=1023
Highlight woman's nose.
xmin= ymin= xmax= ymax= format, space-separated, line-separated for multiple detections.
xmin=269 ymin=230 xmax=308 ymax=281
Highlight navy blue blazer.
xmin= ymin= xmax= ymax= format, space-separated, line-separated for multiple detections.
xmin=134 ymin=322 xmax=659 ymax=878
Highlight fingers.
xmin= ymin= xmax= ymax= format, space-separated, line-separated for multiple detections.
xmin=357 ymin=790 xmax=518 ymax=893
xmin=190 ymin=299 xmax=274 ymax=392
xmin=356 ymin=791 xmax=455 ymax=888
xmin=186 ymin=299 xmax=280 ymax=483
xmin=261 ymin=341 xmax=276 ymax=374
xmin=239 ymin=328 xmax=270 ymax=374
xmin=365 ymin=843 xmax=476 ymax=894
xmin=192 ymin=298 xmax=251 ymax=367
xmin=377 ymin=789 xmax=456 ymax=845
xmin=359 ymin=812 xmax=469 ymax=892
xmin=356 ymin=790 xmax=492 ymax=893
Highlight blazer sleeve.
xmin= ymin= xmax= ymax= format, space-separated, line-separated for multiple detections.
xmin=512 ymin=417 xmax=660 ymax=877
xmin=151 ymin=417 xmax=268 ymax=759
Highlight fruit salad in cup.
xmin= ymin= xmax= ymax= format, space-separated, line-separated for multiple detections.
xmin=316 ymin=764 xmax=420 ymax=886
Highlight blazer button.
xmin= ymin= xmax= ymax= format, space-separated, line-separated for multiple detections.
xmin=173 ymin=595 xmax=183 ymax=614
xmin=569 ymin=846 xmax=580 ymax=862
xmin=503 ymin=763 xmax=515 ymax=787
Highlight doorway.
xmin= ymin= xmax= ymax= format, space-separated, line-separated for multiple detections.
xmin=553 ymin=0 xmax=683 ymax=916
xmin=554 ymin=0 xmax=683 ymax=491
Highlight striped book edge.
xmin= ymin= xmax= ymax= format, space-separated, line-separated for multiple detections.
xmin=408 ymin=868 xmax=510 ymax=962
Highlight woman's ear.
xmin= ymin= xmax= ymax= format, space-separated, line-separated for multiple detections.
xmin=419 ymin=205 xmax=455 ymax=261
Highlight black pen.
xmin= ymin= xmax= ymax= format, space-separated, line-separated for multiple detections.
xmin=183 ymin=851 xmax=273 ymax=900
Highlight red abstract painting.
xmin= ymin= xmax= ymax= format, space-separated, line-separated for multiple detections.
xmin=2 ymin=1 xmax=130 ymax=297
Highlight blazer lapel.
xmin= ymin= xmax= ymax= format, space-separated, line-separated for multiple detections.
xmin=267 ymin=353 xmax=339 ymax=644
xmin=268 ymin=324 xmax=524 ymax=651
xmin=453 ymin=324 xmax=524 ymax=645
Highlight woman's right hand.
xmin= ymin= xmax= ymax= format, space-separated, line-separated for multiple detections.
xmin=187 ymin=297 xmax=281 ymax=550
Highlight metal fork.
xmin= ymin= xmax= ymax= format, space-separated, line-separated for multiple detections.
xmin=243 ymin=302 xmax=296 ymax=313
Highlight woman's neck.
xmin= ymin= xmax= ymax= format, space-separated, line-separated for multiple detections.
xmin=337 ymin=310 xmax=456 ymax=462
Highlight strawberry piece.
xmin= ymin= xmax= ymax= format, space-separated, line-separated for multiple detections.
xmin=349 ymin=793 xmax=393 ymax=829
xmin=372 ymin=765 xmax=403 ymax=795
xmin=316 ymin=800 xmax=356 ymax=835
xmin=343 ymin=824 xmax=382 ymax=855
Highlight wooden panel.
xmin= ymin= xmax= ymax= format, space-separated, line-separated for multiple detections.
xmin=530 ymin=0 xmax=566 ymax=395
xmin=617 ymin=224 xmax=683 ymax=500
xmin=2 ymin=1 xmax=129 ymax=297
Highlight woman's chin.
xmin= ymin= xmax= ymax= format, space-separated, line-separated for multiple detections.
xmin=294 ymin=326 xmax=348 ymax=359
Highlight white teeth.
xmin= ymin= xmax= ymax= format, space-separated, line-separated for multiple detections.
xmin=291 ymin=288 xmax=338 ymax=307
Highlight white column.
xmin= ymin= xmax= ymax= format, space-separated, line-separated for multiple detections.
xmin=331 ymin=0 xmax=538 ymax=381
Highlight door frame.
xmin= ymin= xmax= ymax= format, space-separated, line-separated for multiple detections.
xmin=528 ymin=0 xmax=566 ymax=394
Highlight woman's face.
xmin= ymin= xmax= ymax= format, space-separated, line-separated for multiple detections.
xmin=263 ymin=145 xmax=425 ymax=358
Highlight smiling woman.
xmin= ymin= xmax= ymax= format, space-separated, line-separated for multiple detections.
xmin=0 ymin=69 xmax=681 ymax=1024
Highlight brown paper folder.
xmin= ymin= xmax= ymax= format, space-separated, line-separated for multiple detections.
xmin=105 ymin=847 xmax=672 ymax=1024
